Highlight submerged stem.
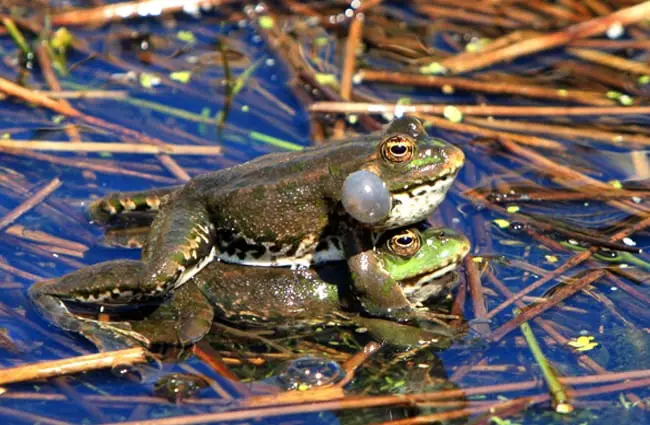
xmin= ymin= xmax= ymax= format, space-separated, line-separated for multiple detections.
xmin=516 ymin=308 xmax=573 ymax=414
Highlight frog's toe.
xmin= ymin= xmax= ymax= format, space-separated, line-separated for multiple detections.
xmin=113 ymin=362 xmax=164 ymax=384
xmin=88 ymin=198 xmax=119 ymax=225
xmin=128 ymin=319 xmax=194 ymax=346
xmin=125 ymin=314 xmax=212 ymax=347
xmin=354 ymin=316 xmax=453 ymax=349
xmin=174 ymin=282 xmax=215 ymax=345
xmin=101 ymin=226 xmax=150 ymax=249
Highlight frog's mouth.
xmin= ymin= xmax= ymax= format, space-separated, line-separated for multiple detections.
xmin=398 ymin=254 xmax=464 ymax=304
xmin=384 ymin=168 xmax=460 ymax=228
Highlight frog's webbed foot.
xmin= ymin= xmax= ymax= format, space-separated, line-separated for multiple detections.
xmin=88 ymin=186 xmax=180 ymax=226
xmin=79 ymin=319 xmax=152 ymax=351
xmin=141 ymin=198 xmax=216 ymax=298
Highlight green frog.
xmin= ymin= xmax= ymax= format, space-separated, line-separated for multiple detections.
xmin=29 ymin=225 xmax=470 ymax=350
xmin=36 ymin=116 xmax=464 ymax=316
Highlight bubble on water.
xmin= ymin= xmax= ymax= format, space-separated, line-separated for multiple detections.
xmin=607 ymin=22 xmax=624 ymax=39
xmin=154 ymin=373 xmax=209 ymax=403
xmin=623 ymin=237 xmax=636 ymax=246
xmin=342 ymin=170 xmax=391 ymax=224
xmin=278 ymin=357 xmax=343 ymax=391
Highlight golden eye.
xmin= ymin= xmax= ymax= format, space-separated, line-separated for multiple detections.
xmin=387 ymin=229 xmax=421 ymax=257
xmin=380 ymin=135 xmax=415 ymax=163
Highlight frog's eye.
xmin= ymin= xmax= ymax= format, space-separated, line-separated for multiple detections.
xmin=387 ymin=229 xmax=421 ymax=257
xmin=380 ymin=135 xmax=415 ymax=164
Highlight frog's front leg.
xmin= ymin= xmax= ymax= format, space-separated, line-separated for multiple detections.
xmin=344 ymin=230 xmax=414 ymax=320
xmin=140 ymin=196 xmax=216 ymax=298
xmin=347 ymin=251 xmax=414 ymax=320
xmin=88 ymin=185 xmax=180 ymax=225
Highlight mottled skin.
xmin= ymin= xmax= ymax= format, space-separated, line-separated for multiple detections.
xmin=37 ymin=116 xmax=464 ymax=313
xmin=29 ymin=226 xmax=470 ymax=349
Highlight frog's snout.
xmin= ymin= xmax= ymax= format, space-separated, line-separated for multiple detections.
xmin=442 ymin=144 xmax=465 ymax=172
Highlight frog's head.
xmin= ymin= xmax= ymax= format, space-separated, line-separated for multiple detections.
xmin=376 ymin=226 xmax=470 ymax=305
xmin=360 ymin=116 xmax=465 ymax=229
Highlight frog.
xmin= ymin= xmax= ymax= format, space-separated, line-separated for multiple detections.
xmin=29 ymin=225 xmax=470 ymax=351
xmin=37 ymin=116 xmax=464 ymax=317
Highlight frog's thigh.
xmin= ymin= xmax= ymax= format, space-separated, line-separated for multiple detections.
xmin=129 ymin=283 xmax=214 ymax=346
xmin=88 ymin=185 xmax=180 ymax=225
xmin=142 ymin=200 xmax=215 ymax=295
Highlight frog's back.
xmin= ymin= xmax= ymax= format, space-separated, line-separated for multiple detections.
xmin=180 ymin=140 xmax=375 ymax=267
xmin=191 ymin=139 xmax=375 ymax=195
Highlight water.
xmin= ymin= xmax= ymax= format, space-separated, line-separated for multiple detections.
xmin=1 ymin=2 xmax=650 ymax=424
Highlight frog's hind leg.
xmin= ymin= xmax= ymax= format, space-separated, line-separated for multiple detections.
xmin=29 ymin=266 xmax=212 ymax=352
xmin=30 ymin=278 xmax=164 ymax=382
xmin=28 ymin=263 xmax=155 ymax=350
xmin=83 ymin=282 xmax=214 ymax=382
xmin=88 ymin=185 xmax=181 ymax=226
